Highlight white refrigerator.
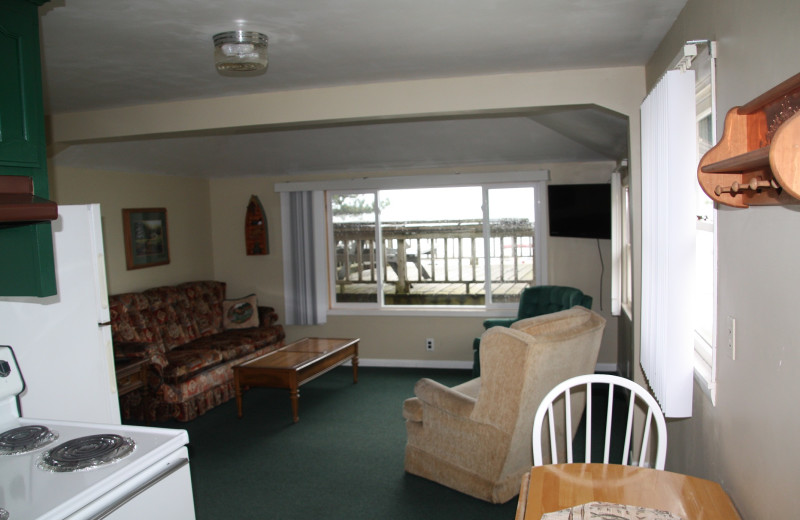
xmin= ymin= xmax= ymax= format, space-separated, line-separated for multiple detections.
xmin=0 ymin=203 xmax=120 ymax=424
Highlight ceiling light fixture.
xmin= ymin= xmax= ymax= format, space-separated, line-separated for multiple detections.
xmin=213 ymin=30 xmax=268 ymax=75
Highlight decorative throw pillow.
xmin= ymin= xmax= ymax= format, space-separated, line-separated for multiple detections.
xmin=222 ymin=294 xmax=260 ymax=329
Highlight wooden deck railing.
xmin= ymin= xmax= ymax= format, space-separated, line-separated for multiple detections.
xmin=333 ymin=219 xmax=535 ymax=296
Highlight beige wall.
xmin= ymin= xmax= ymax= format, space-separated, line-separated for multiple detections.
xmin=48 ymin=159 xmax=621 ymax=366
xmin=48 ymin=165 xmax=214 ymax=294
xmin=208 ymin=161 xmax=620 ymax=366
xmin=642 ymin=0 xmax=800 ymax=517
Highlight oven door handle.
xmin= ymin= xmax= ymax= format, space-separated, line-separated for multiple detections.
xmin=81 ymin=457 xmax=190 ymax=519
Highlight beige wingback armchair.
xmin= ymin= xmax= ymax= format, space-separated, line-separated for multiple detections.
xmin=402 ymin=306 xmax=606 ymax=503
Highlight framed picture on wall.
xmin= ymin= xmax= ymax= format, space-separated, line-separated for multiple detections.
xmin=122 ymin=208 xmax=170 ymax=270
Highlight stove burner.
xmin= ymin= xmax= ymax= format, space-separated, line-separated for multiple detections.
xmin=38 ymin=434 xmax=135 ymax=472
xmin=0 ymin=425 xmax=58 ymax=455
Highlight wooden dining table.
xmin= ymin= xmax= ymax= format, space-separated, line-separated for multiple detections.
xmin=515 ymin=463 xmax=741 ymax=520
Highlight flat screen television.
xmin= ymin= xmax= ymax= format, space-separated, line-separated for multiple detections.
xmin=548 ymin=183 xmax=611 ymax=239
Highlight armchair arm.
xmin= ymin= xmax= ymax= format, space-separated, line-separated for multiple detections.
xmin=482 ymin=317 xmax=516 ymax=329
xmin=413 ymin=378 xmax=477 ymax=418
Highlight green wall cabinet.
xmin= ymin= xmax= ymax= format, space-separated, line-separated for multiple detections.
xmin=0 ymin=0 xmax=56 ymax=297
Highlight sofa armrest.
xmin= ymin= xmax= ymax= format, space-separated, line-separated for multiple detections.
xmin=257 ymin=306 xmax=279 ymax=327
xmin=113 ymin=341 xmax=150 ymax=359
xmin=482 ymin=317 xmax=516 ymax=329
xmin=413 ymin=378 xmax=477 ymax=418
xmin=112 ymin=341 xmax=168 ymax=372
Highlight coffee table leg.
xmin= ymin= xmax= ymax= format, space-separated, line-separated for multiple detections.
xmin=290 ymin=385 xmax=300 ymax=423
xmin=234 ymin=370 xmax=243 ymax=418
xmin=352 ymin=354 xmax=359 ymax=384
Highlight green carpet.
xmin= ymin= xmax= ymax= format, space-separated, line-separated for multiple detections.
xmin=150 ymin=367 xmax=520 ymax=520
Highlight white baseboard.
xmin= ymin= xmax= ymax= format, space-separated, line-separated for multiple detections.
xmin=595 ymin=362 xmax=619 ymax=374
xmin=357 ymin=359 xmax=474 ymax=370
xmin=352 ymin=358 xmax=618 ymax=373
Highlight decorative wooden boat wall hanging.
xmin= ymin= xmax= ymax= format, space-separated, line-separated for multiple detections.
xmin=245 ymin=195 xmax=269 ymax=255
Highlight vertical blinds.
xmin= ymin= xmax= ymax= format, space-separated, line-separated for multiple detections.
xmin=639 ymin=69 xmax=696 ymax=418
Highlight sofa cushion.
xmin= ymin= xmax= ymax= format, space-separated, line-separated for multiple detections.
xmin=143 ymin=286 xmax=202 ymax=347
xmin=222 ymin=325 xmax=286 ymax=351
xmin=178 ymin=281 xmax=226 ymax=336
xmin=109 ymin=296 xmax=138 ymax=342
xmin=109 ymin=292 xmax=164 ymax=347
xmin=177 ymin=334 xmax=257 ymax=361
xmin=222 ymin=294 xmax=259 ymax=329
xmin=168 ymin=288 xmax=202 ymax=340
xmin=149 ymin=302 xmax=194 ymax=350
xmin=163 ymin=348 xmax=225 ymax=382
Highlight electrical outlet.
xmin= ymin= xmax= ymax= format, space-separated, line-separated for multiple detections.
xmin=426 ymin=338 xmax=434 ymax=351
xmin=727 ymin=316 xmax=736 ymax=360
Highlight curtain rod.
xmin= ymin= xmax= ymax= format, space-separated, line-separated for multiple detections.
xmin=274 ymin=170 xmax=550 ymax=192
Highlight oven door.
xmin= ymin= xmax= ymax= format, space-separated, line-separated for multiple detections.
xmin=66 ymin=447 xmax=196 ymax=520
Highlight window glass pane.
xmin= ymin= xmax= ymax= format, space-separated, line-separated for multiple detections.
xmin=695 ymin=113 xmax=715 ymax=337
xmin=487 ymin=187 xmax=536 ymax=303
xmin=693 ymin=43 xmax=716 ymax=359
xmin=696 ymin=112 xmax=715 ymax=223
xmin=698 ymin=113 xmax=713 ymax=151
xmin=378 ymin=187 xmax=484 ymax=306
xmin=331 ymin=193 xmax=378 ymax=304
xmin=695 ymin=228 xmax=714 ymax=344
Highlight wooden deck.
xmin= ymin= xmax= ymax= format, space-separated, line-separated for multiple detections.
xmin=333 ymin=218 xmax=536 ymax=304
xmin=335 ymin=262 xmax=534 ymax=304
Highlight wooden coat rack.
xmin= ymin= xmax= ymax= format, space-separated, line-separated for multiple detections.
xmin=698 ymin=72 xmax=800 ymax=207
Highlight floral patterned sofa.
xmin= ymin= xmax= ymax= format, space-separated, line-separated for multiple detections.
xmin=109 ymin=281 xmax=285 ymax=422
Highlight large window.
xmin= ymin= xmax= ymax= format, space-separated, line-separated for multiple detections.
xmin=639 ymin=41 xmax=717 ymax=416
xmin=329 ymin=182 xmax=544 ymax=310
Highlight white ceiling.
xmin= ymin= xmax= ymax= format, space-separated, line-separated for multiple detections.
xmin=39 ymin=0 xmax=687 ymax=177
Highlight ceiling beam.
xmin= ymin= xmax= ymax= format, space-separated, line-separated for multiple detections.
xmin=49 ymin=67 xmax=644 ymax=145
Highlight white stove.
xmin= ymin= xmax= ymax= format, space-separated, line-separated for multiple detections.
xmin=0 ymin=346 xmax=196 ymax=520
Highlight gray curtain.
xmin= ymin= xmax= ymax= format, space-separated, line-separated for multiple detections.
xmin=281 ymin=191 xmax=327 ymax=325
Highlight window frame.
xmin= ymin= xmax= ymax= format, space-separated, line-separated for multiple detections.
xmin=688 ymin=42 xmax=719 ymax=405
xmin=324 ymin=177 xmax=549 ymax=317
xmin=620 ymin=182 xmax=633 ymax=319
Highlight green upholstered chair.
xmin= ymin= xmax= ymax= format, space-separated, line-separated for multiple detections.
xmin=473 ymin=285 xmax=592 ymax=376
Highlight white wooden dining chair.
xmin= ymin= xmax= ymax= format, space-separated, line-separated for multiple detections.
xmin=532 ymin=374 xmax=667 ymax=469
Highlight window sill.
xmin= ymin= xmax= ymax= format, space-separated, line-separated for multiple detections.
xmin=327 ymin=306 xmax=515 ymax=318
xmin=621 ymin=302 xmax=633 ymax=320
xmin=693 ymin=363 xmax=717 ymax=406
xmin=693 ymin=333 xmax=716 ymax=406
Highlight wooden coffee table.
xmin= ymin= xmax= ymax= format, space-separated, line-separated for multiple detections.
xmin=233 ymin=337 xmax=359 ymax=423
